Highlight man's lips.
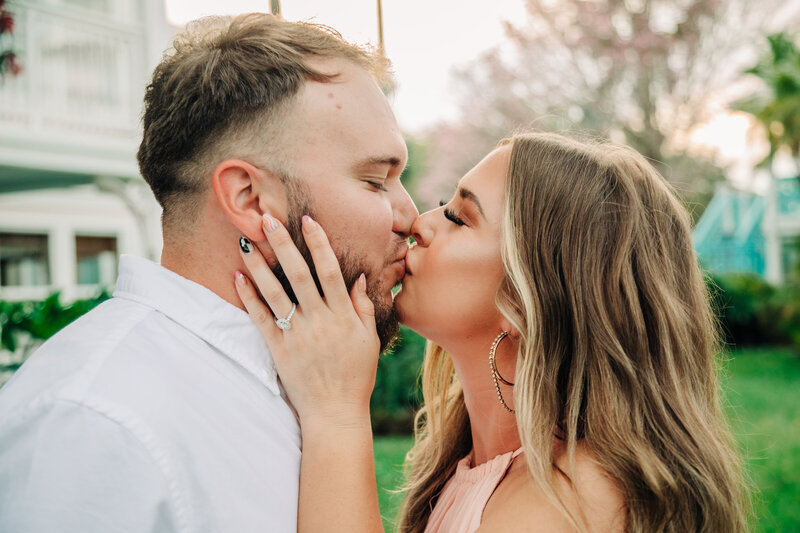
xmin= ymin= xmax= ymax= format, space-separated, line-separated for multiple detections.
xmin=393 ymin=258 xmax=406 ymax=281
xmin=394 ymin=244 xmax=409 ymax=263
xmin=391 ymin=243 xmax=410 ymax=280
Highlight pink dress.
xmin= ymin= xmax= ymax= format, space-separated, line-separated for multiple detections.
xmin=424 ymin=447 xmax=524 ymax=533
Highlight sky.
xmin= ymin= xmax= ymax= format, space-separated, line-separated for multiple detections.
xmin=164 ymin=0 xmax=527 ymax=133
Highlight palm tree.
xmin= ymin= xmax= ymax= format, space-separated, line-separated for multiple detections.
xmin=737 ymin=33 xmax=800 ymax=164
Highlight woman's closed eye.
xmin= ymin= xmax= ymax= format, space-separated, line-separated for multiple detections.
xmin=439 ymin=200 xmax=466 ymax=226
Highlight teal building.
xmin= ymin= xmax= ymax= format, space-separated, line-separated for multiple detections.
xmin=693 ymin=177 xmax=800 ymax=283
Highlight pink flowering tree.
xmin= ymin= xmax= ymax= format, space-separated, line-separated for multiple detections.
xmin=415 ymin=0 xmax=796 ymax=210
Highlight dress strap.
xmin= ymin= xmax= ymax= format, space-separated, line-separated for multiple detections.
xmin=498 ymin=447 xmax=524 ymax=481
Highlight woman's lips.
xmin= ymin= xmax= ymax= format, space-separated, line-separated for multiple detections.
xmin=403 ymin=245 xmax=415 ymax=276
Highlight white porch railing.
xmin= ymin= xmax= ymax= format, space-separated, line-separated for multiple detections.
xmin=0 ymin=0 xmax=147 ymax=144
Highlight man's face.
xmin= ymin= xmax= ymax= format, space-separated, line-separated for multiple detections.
xmin=274 ymin=59 xmax=418 ymax=350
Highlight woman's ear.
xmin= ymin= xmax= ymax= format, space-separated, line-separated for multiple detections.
xmin=499 ymin=316 xmax=522 ymax=339
xmin=211 ymin=159 xmax=287 ymax=241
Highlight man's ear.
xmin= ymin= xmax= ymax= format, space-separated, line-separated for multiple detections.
xmin=211 ymin=159 xmax=287 ymax=241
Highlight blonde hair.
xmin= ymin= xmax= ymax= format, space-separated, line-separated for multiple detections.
xmin=398 ymin=132 xmax=749 ymax=532
xmin=137 ymin=13 xmax=390 ymax=228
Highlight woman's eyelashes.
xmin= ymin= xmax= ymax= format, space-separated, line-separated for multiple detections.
xmin=439 ymin=201 xmax=466 ymax=226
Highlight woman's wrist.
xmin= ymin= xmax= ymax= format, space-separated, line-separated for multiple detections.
xmin=300 ymin=409 xmax=373 ymax=436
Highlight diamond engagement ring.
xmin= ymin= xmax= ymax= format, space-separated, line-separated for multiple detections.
xmin=275 ymin=303 xmax=296 ymax=331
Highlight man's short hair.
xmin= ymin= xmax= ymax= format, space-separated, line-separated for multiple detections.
xmin=136 ymin=13 xmax=390 ymax=228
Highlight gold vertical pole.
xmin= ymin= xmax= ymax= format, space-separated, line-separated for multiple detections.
xmin=377 ymin=0 xmax=385 ymax=53
xmin=271 ymin=0 xmax=281 ymax=16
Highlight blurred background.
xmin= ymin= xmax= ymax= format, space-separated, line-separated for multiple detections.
xmin=0 ymin=0 xmax=799 ymax=530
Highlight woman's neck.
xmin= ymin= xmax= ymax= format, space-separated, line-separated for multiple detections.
xmin=448 ymin=334 xmax=521 ymax=465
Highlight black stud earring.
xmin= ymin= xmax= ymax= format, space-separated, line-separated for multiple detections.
xmin=239 ymin=236 xmax=252 ymax=253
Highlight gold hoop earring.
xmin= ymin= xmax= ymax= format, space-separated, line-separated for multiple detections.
xmin=489 ymin=331 xmax=515 ymax=413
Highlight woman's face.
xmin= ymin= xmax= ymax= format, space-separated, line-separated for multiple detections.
xmin=395 ymin=145 xmax=511 ymax=347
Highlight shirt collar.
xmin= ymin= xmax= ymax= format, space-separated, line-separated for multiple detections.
xmin=112 ymin=254 xmax=280 ymax=396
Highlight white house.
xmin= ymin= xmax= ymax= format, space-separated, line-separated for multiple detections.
xmin=0 ymin=0 xmax=177 ymax=303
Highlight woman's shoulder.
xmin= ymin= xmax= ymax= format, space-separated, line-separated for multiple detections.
xmin=479 ymin=444 xmax=625 ymax=533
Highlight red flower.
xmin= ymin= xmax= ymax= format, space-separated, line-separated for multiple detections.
xmin=0 ymin=12 xmax=13 ymax=34
xmin=1 ymin=51 xmax=21 ymax=76
xmin=8 ymin=53 xmax=20 ymax=75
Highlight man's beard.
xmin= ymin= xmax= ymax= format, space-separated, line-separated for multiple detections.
xmin=270 ymin=180 xmax=399 ymax=352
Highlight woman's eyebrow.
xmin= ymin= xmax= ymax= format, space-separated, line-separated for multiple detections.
xmin=458 ymin=187 xmax=485 ymax=218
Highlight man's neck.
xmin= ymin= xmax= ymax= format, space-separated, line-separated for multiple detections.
xmin=160 ymin=235 xmax=247 ymax=312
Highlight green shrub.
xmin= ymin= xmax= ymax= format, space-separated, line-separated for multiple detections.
xmin=708 ymin=273 xmax=800 ymax=347
xmin=771 ymin=284 xmax=800 ymax=347
xmin=0 ymin=292 xmax=110 ymax=374
xmin=371 ymin=326 xmax=426 ymax=435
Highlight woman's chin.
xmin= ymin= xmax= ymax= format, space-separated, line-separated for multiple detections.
xmin=393 ymin=281 xmax=435 ymax=340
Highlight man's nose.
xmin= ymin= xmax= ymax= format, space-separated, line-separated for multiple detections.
xmin=392 ymin=182 xmax=419 ymax=237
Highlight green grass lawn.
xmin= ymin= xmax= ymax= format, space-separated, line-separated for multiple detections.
xmin=723 ymin=347 xmax=800 ymax=532
xmin=374 ymin=435 xmax=414 ymax=531
xmin=374 ymin=346 xmax=800 ymax=532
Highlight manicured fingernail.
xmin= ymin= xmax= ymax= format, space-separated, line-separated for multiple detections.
xmin=358 ymin=273 xmax=366 ymax=293
xmin=302 ymin=215 xmax=317 ymax=231
xmin=239 ymin=237 xmax=252 ymax=253
xmin=235 ymin=271 xmax=246 ymax=286
xmin=263 ymin=213 xmax=278 ymax=233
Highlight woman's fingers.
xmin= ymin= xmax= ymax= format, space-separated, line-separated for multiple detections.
xmin=300 ymin=216 xmax=353 ymax=311
xmin=262 ymin=214 xmax=325 ymax=312
xmin=233 ymin=271 xmax=281 ymax=346
xmin=350 ymin=274 xmax=377 ymax=332
xmin=238 ymin=235 xmax=295 ymax=319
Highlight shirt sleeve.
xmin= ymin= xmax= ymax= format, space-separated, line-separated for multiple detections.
xmin=0 ymin=399 xmax=182 ymax=533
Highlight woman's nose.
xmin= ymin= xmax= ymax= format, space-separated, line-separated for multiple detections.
xmin=410 ymin=211 xmax=435 ymax=246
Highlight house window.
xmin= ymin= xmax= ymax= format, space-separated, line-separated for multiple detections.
xmin=0 ymin=233 xmax=51 ymax=287
xmin=76 ymin=235 xmax=117 ymax=285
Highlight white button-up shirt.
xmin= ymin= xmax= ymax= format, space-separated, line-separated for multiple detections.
xmin=0 ymin=255 xmax=301 ymax=532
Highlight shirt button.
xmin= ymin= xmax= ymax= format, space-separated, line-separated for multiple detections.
xmin=265 ymin=367 xmax=276 ymax=381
